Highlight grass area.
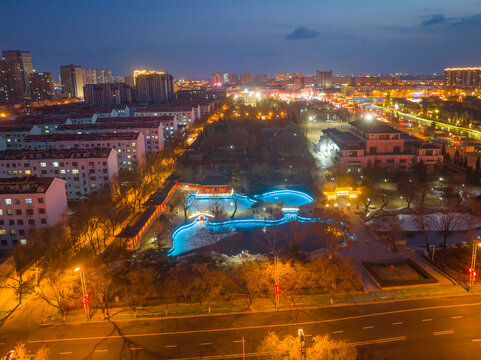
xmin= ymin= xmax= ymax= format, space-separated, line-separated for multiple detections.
xmin=428 ymin=244 xmax=474 ymax=285
xmin=363 ymin=259 xmax=438 ymax=287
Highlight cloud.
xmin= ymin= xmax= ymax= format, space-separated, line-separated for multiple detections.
xmin=419 ymin=13 xmax=481 ymax=28
xmin=420 ymin=14 xmax=446 ymax=27
xmin=286 ymin=26 xmax=320 ymax=40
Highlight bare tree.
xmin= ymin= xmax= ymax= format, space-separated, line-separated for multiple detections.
xmin=119 ymin=266 xmax=156 ymax=319
xmin=379 ymin=195 xmax=390 ymax=212
xmin=87 ymin=265 xmax=115 ymax=320
xmin=432 ymin=212 xmax=462 ymax=249
xmin=413 ymin=210 xmax=434 ymax=251
xmin=379 ymin=216 xmax=405 ymax=251
xmin=227 ymin=261 xmax=266 ymax=309
xmin=461 ymin=211 xmax=481 ymax=243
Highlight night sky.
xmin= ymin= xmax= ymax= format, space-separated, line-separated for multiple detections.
xmin=1 ymin=0 xmax=481 ymax=78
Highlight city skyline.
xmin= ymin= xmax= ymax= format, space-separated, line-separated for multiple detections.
xmin=2 ymin=0 xmax=481 ymax=78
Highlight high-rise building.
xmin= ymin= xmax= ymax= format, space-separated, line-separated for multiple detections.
xmin=240 ymin=73 xmax=253 ymax=84
xmin=316 ymin=70 xmax=333 ymax=89
xmin=444 ymin=67 xmax=481 ymax=87
xmin=83 ymin=83 xmax=133 ymax=105
xmin=292 ymin=73 xmax=305 ymax=89
xmin=29 ymin=72 xmax=55 ymax=102
xmin=212 ymin=72 xmax=223 ymax=85
xmin=83 ymin=68 xmax=113 ymax=85
xmin=230 ymin=73 xmax=239 ymax=85
xmin=255 ymin=74 xmax=267 ymax=85
xmin=134 ymin=71 xmax=174 ymax=103
xmin=0 ymin=60 xmax=23 ymax=103
xmin=275 ymin=73 xmax=290 ymax=83
xmin=60 ymin=64 xmax=84 ymax=98
xmin=2 ymin=50 xmax=34 ymax=97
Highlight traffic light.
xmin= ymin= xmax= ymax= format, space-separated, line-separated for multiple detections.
xmin=469 ymin=268 xmax=477 ymax=281
xmin=82 ymin=293 xmax=89 ymax=310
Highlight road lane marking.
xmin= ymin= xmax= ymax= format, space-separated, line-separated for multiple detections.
xmin=200 ymin=343 xmax=212 ymax=346
xmin=332 ymin=330 xmax=344 ymax=334
xmin=422 ymin=319 xmax=432 ymax=322
xmin=363 ymin=326 xmax=374 ymax=329
xmin=28 ymin=302 xmax=481 ymax=344
xmin=350 ymin=336 xmax=407 ymax=347
xmin=165 ymin=345 xmax=178 ymax=348
xmin=392 ymin=322 xmax=403 ymax=325
xmin=433 ymin=330 xmax=455 ymax=336
xmin=59 ymin=352 xmax=72 ymax=355
xmin=451 ymin=316 xmax=462 ymax=319
xmin=472 ymin=339 xmax=481 ymax=342
xmin=94 ymin=349 xmax=108 ymax=352
xmin=131 ymin=347 xmax=143 ymax=350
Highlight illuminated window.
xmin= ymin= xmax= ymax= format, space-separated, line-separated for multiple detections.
xmin=40 ymin=162 xmax=46 ymax=167
xmin=72 ymin=169 xmax=79 ymax=174
xmin=25 ymin=199 xmax=32 ymax=204
xmin=25 ymin=170 xmax=31 ymax=175
xmin=0 ymin=209 xmax=2 ymax=215
xmin=5 ymin=199 xmax=11 ymax=205
xmin=53 ymin=162 xmax=59 ymax=167
xmin=0 ymin=230 xmax=5 ymax=235
xmin=60 ymin=169 xmax=66 ymax=174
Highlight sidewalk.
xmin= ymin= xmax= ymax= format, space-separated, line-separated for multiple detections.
xmin=338 ymin=213 xmax=456 ymax=291
xmin=31 ymin=284 xmax=477 ymax=326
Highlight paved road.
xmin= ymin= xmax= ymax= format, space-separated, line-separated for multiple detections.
xmin=1 ymin=295 xmax=481 ymax=359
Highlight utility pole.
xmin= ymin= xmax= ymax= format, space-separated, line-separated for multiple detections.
xmin=275 ymin=254 xmax=280 ymax=309
xmin=298 ymin=329 xmax=305 ymax=360
xmin=469 ymin=238 xmax=480 ymax=292
xmin=75 ymin=267 xmax=90 ymax=320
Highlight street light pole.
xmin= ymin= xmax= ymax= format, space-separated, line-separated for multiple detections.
xmin=469 ymin=239 xmax=481 ymax=292
xmin=298 ymin=329 xmax=305 ymax=360
xmin=75 ymin=267 xmax=90 ymax=320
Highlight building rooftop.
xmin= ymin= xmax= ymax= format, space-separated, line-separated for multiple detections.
xmin=350 ymin=120 xmax=403 ymax=134
xmin=25 ymin=132 xmax=141 ymax=142
xmin=56 ymin=122 xmax=162 ymax=131
xmin=0 ymin=176 xmax=56 ymax=194
xmin=0 ymin=148 xmax=114 ymax=160
xmin=96 ymin=116 xmax=174 ymax=123
xmin=0 ymin=124 xmax=38 ymax=132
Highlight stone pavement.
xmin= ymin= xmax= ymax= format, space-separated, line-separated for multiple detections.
xmin=338 ymin=212 xmax=455 ymax=291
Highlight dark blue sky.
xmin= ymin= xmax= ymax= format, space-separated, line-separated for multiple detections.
xmin=1 ymin=0 xmax=481 ymax=78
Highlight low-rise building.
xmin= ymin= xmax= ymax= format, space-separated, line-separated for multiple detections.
xmin=24 ymin=132 xmax=145 ymax=170
xmin=96 ymin=115 xmax=175 ymax=141
xmin=0 ymin=177 xmax=67 ymax=249
xmin=319 ymin=120 xmax=443 ymax=172
xmin=55 ymin=121 xmax=164 ymax=153
xmin=0 ymin=148 xmax=118 ymax=200
xmin=0 ymin=124 xmax=41 ymax=150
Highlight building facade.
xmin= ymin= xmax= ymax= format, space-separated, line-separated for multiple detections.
xmin=83 ymin=68 xmax=113 ymax=85
xmin=0 ymin=148 xmax=118 ymax=200
xmin=60 ymin=64 xmax=84 ymax=98
xmin=83 ymin=83 xmax=133 ymax=105
xmin=29 ymin=72 xmax=55 ymax=102
xmin=0 ymin=177 xmax=67 ymax=249
xmin=134 ymin=71 xmax=174 ymax=102
xmin=0 ymin=60 xmax=23 ymax=103
xmin=319 ymin=120 xmax=443 ymax=172
xmin=316 ymin=70 xmax=333 ymax=89
xmin=2 ymin=50 xmax=34 ymax=97
xmin=444 ymin=67 xmax=481 ymax=87
xmin=24 ymin=132 xmax=146 ymax=170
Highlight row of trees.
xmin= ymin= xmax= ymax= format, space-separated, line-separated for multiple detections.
xmin=258 ymin=332 xmax=357 ymax=360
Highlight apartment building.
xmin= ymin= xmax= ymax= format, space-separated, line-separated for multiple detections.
xmin=55 ymin=121 xmax=164 ymax=153
xmin=0 ymin=124 xmax=41 ymax=150
xmin=24 ymin=132 xmax=145 ymax=170
xmin=0 ymin=177 xmax=67 ymax=249
xmin=319 ymin=120 xmax=443 ymax=172
xmin=0 ymin=148 xmax=118 ymax=200
xmin=96 ymin=115 xmax=175 ymax=141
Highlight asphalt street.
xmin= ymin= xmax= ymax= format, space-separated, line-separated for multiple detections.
xmin=1 ymin=295 xmax=481 ymax=359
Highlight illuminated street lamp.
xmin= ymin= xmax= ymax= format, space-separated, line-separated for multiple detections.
xmin=74 ymin=266 xmax=90 ymax=320
xmin=468 ymin=238 xmax=481 ymax=292
xmin=298 ymin=329 xmax=305 ymax=360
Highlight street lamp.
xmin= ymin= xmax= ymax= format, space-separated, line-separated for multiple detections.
xmin=469 ymin=238 xmax=481 ymax=292
xmin=74 ymin=266 xmax=90 ymax=320
xmin=298 ymin=329 xmax=305 ymax=360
